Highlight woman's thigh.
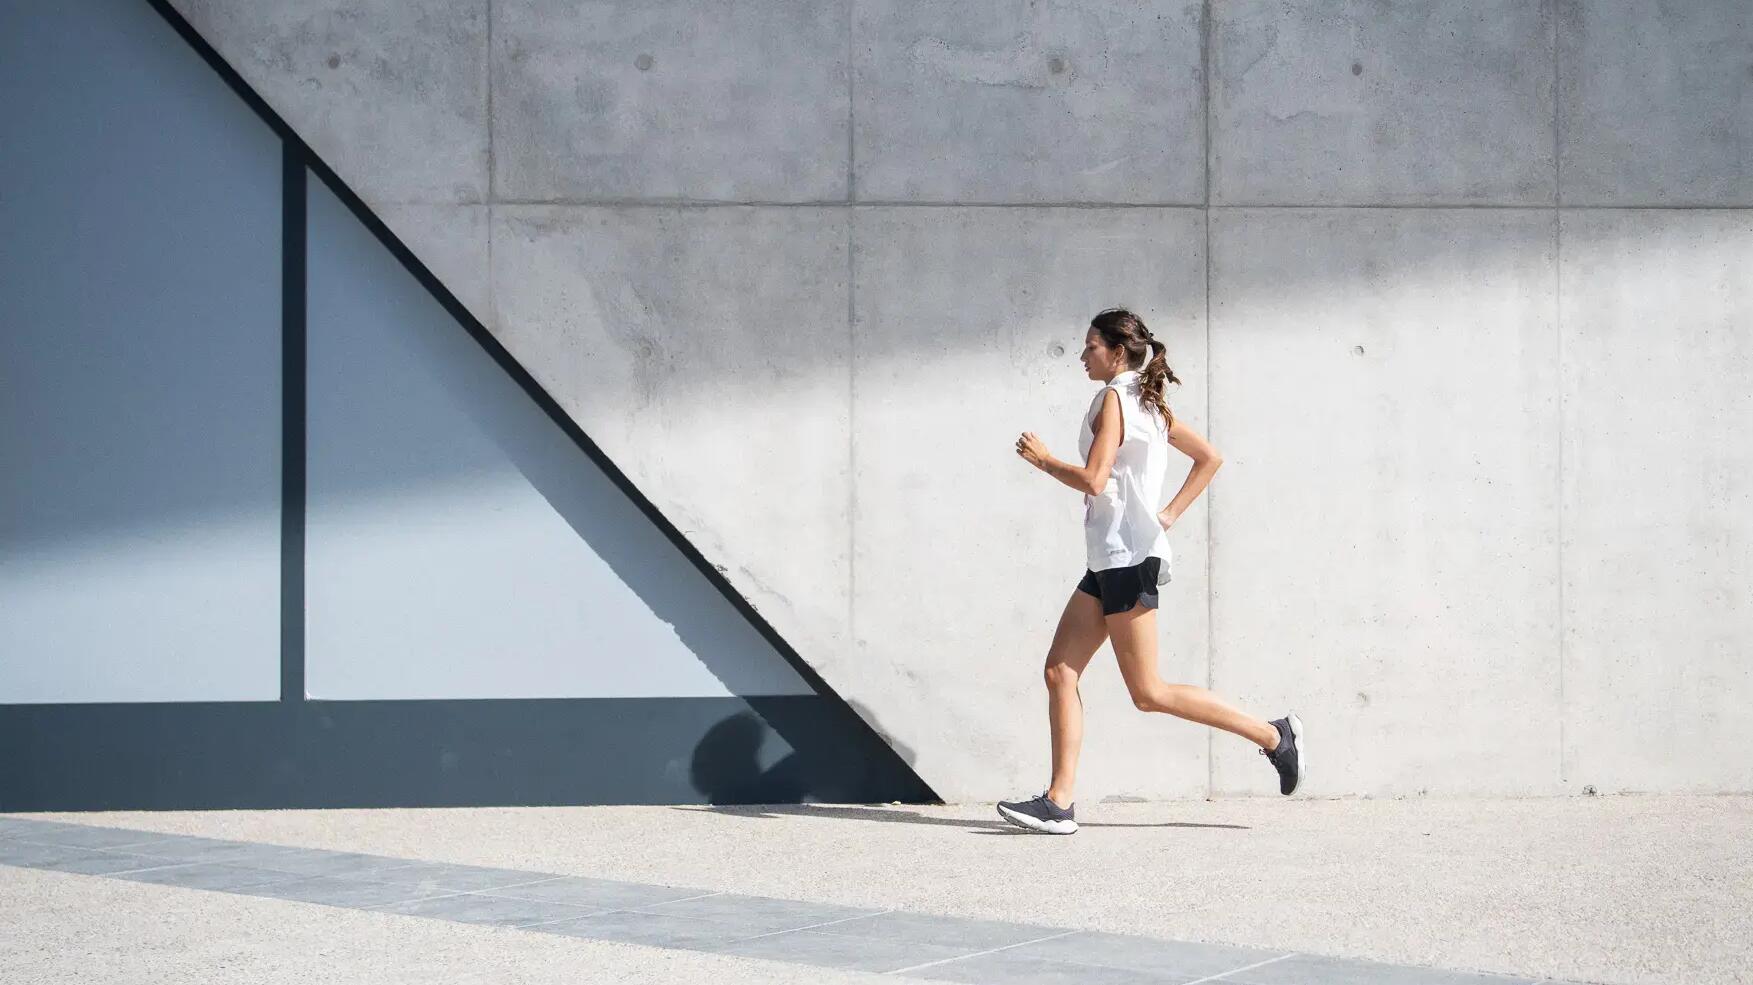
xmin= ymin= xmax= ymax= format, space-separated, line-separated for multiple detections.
xmin=1105 ymin=603 xmax=1164 ymax=694
xmin=1047 ymin=586 xmax=1109 ymax=676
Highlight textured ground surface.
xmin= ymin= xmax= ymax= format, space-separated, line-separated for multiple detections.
xmin=4 ymin=795 xmax=1746 ymax=984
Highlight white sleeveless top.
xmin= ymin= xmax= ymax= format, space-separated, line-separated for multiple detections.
xmin=1077 ymin=369 xmax=1173 ymax=574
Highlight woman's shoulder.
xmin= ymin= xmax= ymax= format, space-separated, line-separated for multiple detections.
xmin=1084 ymin=384 xmax=1126 ymax=418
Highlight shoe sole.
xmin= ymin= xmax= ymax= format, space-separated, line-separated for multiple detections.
xmin=996 ymin=803 xmax=1077 ymax=835
xmin=1285 ymin=712 xmax=1305 ymax=795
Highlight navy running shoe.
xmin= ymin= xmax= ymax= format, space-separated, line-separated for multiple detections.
xmin=996 ymin=792 xmax=1077 ymax=834
xmin=1259 ymin=713 xmax=1305 ymax=795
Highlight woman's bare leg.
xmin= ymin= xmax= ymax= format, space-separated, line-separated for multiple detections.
xmin=1044 ymin=588 xmax=1109 ymax=808
xmin=1105 ymin=602 xmax=1279 ymax=749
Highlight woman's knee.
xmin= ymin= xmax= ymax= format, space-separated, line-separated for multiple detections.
xmin=1044 ymin=661 xmax=1081 ymax=691
xmin=1128 ymin=683 xmax=1175 ymax=714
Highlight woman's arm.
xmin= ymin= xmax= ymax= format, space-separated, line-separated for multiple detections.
xmin=1158 ymin=417 xmax=1224 ymax=529
xmin=1017 ymin=390 xmax=1120 ymax=496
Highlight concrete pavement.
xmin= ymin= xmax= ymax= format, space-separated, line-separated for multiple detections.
xmin=4 ymin=794 xmax=1745 ymax=984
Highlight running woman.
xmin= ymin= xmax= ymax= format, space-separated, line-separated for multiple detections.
xmin=996 ymin=308 xmax=1304 ymax=835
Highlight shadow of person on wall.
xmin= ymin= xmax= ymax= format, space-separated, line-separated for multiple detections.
xmin=687 ymin=691 xmax=946 ymax=806
xmin=688 ymin=709 xmax=813 ymax=804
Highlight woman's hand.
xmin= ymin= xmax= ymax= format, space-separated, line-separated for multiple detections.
xmin=1158 ymin=510 xmax=1176 ymax=532
xmin=1015 ymin=432 xmax=1050 ymax=471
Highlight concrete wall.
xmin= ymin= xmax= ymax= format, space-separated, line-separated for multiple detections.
xmin=165 ymin=0 xmax=1753 ymax=800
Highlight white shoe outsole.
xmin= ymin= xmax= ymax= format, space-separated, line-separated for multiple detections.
xmin=1287 ymin=712 xmax=1306 ymax=794
xmin=996 ymin=803 xmax=1078 ymax=835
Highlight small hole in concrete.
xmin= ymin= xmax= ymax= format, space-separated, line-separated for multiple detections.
xmin=1351 ymin=61 xmax=1363 ymax=76
xmin=1352 ymin=344 xmax=1366 ymax=356
xmin=325 ymin=54 xmax=341 ymax=70
xmin=635 ymin=53 xmax=654 ymax=71
xmin=1048 ymin=56 xmax=1067 ymax=75
xmin=1049 ymin=343 xmax=1066 ymax=358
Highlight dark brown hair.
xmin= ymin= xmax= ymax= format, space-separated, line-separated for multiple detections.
xmin=1090 ymin=307 xmax=1181 ymax=429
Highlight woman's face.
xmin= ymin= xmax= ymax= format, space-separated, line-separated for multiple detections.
xmin=1079 ymin=329 xmax=1128 ymax=380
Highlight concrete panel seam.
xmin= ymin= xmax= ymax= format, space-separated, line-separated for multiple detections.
xmin=485 ymin=0 xmax=493 ymax=198
xmin=848 ymin=0 xmax=856 ymax=660
xmin=1201 ymin=0 xmax=1212 ymax=209
xmin=1552 ymin=0 xmax=1562 ymax=209
xmin=486 ymin=199 xmax=1215 ymax=209
xmin=1554 ymin=208 xmax=1565 ymax=786
xmin=848 ymin=204 xmax=857 ymax=663
xmin=485 ymin=0 xmax=495 ymax=298
xmin=1208 ymin=203 xmax=1576 ymax=212
xmin=1221 ymin=203 xmax=1753 ymax=213
xmin=846 ymin=0 xmax=855 ymax=204
xmin=1552 ymin=0 xmax=1566 ymax=786
xmin=844 ymin=1 xmax=851 ymax=659
xmin=1202 ymin=0 xmax=1215 ymax=800
xmin=474 ymin=199 xmax=1753 ymax=211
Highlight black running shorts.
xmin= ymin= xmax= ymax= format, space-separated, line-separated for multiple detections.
xmin=1075 ymin=556 xmax=1167 ymax=616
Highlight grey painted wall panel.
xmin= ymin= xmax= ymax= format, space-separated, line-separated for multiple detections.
xmin=1212 ymin=1 xmax=1555 ymax=205
xmin=853 ymin=0 xmax=1205 ymax=203
xmin=0 ymin=0 xmax=282 ymax=704
xmin=491 ymin=0 xmax=848 ymax=202
xmin=1560 ymin=210 xmax=1753 ymax=792
xmin=172 ymin=0 xmax=489 ymax=205
xmin=1208 ymin=208 xmax=1561 ymax=795
xmin=302 ymin=176 xmax=811 ymax=699
xmin=1558 ymin=2 xmax=1753 ymax=206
